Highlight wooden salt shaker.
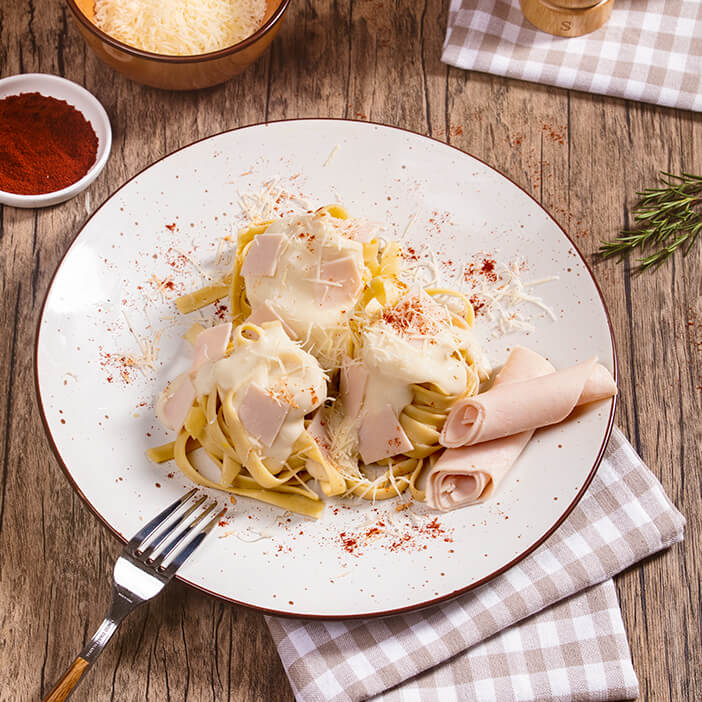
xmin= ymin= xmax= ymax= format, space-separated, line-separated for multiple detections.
xmin=519 ymin=0 xmax=614 ymax=37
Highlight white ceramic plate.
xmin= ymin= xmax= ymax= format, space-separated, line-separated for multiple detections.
xmin=0 ymin=73 xmax=111 ymax=208
xmin=36 ymin=120 xmax=616 ymax=618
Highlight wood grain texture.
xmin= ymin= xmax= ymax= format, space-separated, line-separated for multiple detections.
xmin=0 ymin=0 xmax=700 ymax=700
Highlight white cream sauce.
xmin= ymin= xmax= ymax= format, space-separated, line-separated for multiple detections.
xmin=243 ymin=211 xmax=365 ymax=365
xmin=195 ymin=322 xmax=327 ymax=468
xmin=359 ymin=292 xmax=477 ymax=419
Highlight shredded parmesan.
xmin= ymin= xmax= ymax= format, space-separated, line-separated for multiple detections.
xmin=121 ymin=311 xmax=161 ymax=372
xmin=94 ymin=0 xmax=266 ymax=56
xmin=323 ymin=145 xmax=340 ymax=167
xmin=174 ymin=246 xmax=213 ymax=282
xmin=238 ymin=179 xmax=313 ymax=224
xmin=402 ymin=212 xmax=417 ymax=239
xmin=233 ymin=529 xmax=274 ymax=543
xmin=215 ymin=232 xmax=236 ymax=267
xmin=402 ymin=246 xmax=557 ymax=337
xmin=149 ymin=274 xmax=175 ymax=302
xmin=467 ymin=260 xmax=558 ymax=336
xmin=330 ymin=569 xmax=351 ymax=579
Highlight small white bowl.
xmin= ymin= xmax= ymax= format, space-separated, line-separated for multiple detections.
xmin=0 ymin=73 xmax=112 ymax=208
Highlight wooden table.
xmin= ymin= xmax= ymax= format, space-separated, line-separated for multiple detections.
xmin=1 ymin=1 xmax=699 ymax=700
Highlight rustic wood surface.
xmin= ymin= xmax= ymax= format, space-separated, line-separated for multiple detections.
xmin=0 ymin=0 xmax=700 ymax=700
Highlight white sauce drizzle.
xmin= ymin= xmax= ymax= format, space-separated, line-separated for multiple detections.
xmin=194 ymin=323 xmax=327 ymax=468
xmin=243 ymin=211 xmax=365 ymax=366
xmin=359 ymin=292 xmax=472 ymax=418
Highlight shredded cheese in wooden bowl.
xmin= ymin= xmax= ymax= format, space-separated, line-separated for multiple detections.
xmin=93 ymin=0 xmax=267 ymax=56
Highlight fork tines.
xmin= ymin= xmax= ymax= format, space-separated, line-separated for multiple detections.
xmin=128 ymin=489 xmax=226 ymax=575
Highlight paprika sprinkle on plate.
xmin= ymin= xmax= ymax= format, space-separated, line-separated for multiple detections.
xmin=0 ymin=92 xmax=98 ymax=195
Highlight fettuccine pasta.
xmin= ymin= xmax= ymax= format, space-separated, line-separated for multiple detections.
xmin=150 ymin=205 xmax=492 ymax=517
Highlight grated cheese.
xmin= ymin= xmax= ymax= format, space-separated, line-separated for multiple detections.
xmin=402 ymin=212 xmax=417 ymax=239
xmin=323 ymin=145 xmax=340 ymax=167
xmin=174 ymin=246 xmax=213 ymax=282
xmin=149 ymin=274 xmax=176 ymax=302
xmin=121 ymin=311 xmax=161 ymax=372
xmin=238 ymin=179 xmax=313 ymax=224
xmin=94 ymin=0 xmax=266 ymax=57
xmin=402 ymin=245 xmax=557 ymax=337
xmin=233 ymin=529 xmax=274 ymax=543
xmin=467 ymin=260 xmax=558 ymax=336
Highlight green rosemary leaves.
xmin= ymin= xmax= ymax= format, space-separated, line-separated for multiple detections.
xmin=599 ymin=172 xmax=702 ymax=270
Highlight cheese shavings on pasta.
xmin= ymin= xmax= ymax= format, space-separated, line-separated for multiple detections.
xmin=150 ymin=205 xmax=491 ymax=517
xmin=152 ymin=321 xmax=331 ymax=519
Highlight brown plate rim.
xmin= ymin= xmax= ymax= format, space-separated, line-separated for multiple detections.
xmin=34 ymin=117 xmax=617 ymax=620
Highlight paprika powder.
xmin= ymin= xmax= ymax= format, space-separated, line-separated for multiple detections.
xmin=0 ymin=92 xmax=98 ymax=195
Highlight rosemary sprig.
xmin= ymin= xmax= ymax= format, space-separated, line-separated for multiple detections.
xmin=599 ymin=171 xmax=702 ymax=270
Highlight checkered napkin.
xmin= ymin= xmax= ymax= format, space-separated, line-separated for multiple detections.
xmin=441 ymin=0 xmax=702 ymax=111
xmin=266 ymin=427 xmax=685 ymax=701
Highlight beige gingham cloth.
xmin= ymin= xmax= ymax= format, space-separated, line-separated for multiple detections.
xmin=266 ymin=427 xmax=685 ymax=701
xmin=441 ymin=0 xmax=702 ymax=111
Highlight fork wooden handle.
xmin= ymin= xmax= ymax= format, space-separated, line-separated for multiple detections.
xmin=43 ymin=657 xmax=90 ymax=702
xmin=41 ymin=491 xmax=223 ymax=701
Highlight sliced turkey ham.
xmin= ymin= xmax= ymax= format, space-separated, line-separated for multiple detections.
xmin=238 ymin=383 xmax=289 ymax=447
xmin=305 ymin=409 xmax=333 ymax=481
xmin=427 ymin=347 xmax=550 ymax=510
xmin=343 ymin=220 xmax=380 ymax=243
xmin=306 ymin=409 xmax=329 ymax=451
xmin=427 ymin=346 xmax=616 ymax=511
xmin=316 ymin=256 xmax=362 ymax=307
xmin=156 ymin=373 xmax=197 ymax=432
xmin=191 ymin=322 xmax=232 ymax=372
xmin=428 ymin=436 xmax=529 ymax=509
xmin=440 ymin=353 xmax=617 ymax=448
xmin=359 ymin=404 xmax=413 ymax=465
xmin=246 ymin=302 xmax=295 ymax=337
xmin=340 ymin=361 xmax=369 ymax=418
xmin=240 ymin=233 xmax=284 ymax=278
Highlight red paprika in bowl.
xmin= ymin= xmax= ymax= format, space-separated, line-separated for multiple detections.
xmin=0 ymin=73 xmax=111 ymax=209
xmin=0 ymin=92 xmax=98 ymax=195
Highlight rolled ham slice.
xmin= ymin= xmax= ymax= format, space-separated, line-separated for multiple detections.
xmin=427 ymin=435 xmax=531 ymax=509
xmin=427 ymin=347 xmax=553 ymax=509
xmin=440 ymin=354 xmax=617 ymax=448
xmin=427 ymin=346 xmax=616 ymax=511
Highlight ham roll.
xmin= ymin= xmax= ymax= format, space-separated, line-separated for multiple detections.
xmin=426 ymin=347 xmax=616 ymax=511
xmin=440 ymin=353 xmax=617 ymax=449
xmin=426 ymin=346 xmax=552 ymax=510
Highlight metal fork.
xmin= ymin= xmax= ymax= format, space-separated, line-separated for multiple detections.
xmin=43 ymin=489 xmax=226 ymax=702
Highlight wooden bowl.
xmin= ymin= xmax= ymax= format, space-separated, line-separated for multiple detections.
xmin=65 ymin=0 xmax=290 ymax=91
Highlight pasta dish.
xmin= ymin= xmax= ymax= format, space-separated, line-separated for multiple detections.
xmin=149 ymin=204 xmax=616 ymax=518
